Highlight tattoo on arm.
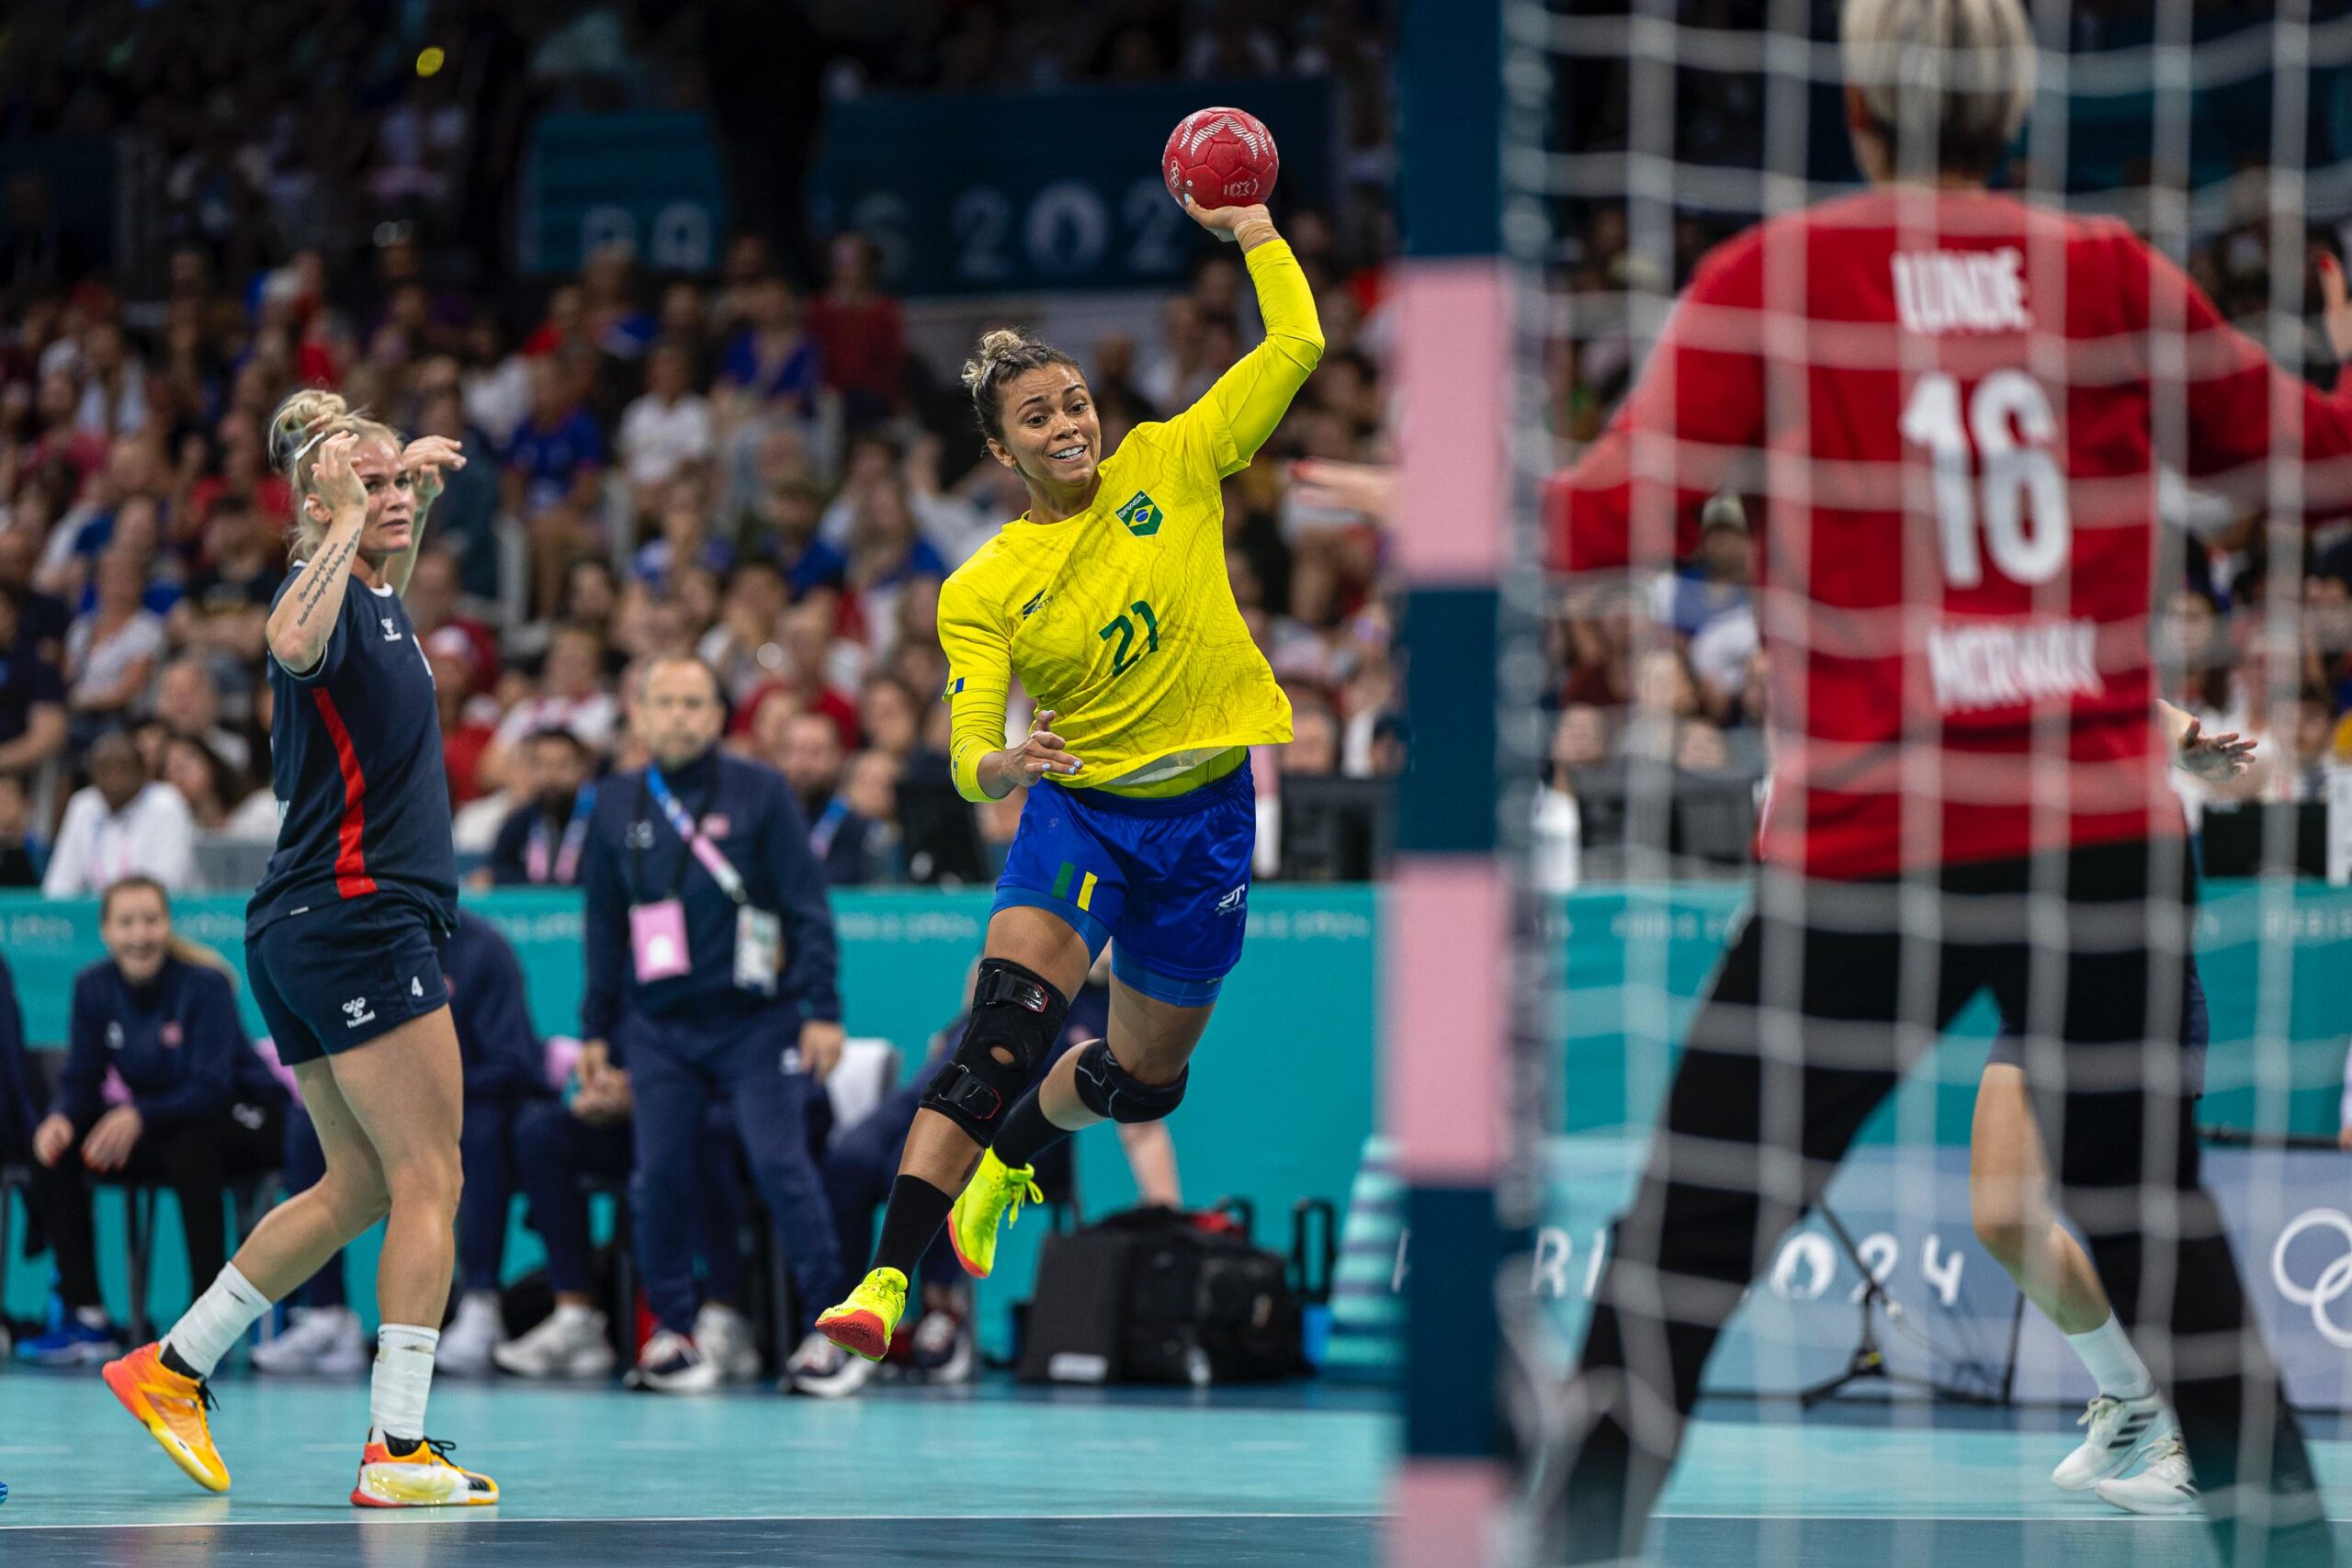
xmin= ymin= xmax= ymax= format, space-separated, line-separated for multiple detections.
xmin=293 ymin=535 xmax=358 ymax=629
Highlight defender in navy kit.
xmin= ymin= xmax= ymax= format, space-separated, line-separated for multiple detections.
xmin=102 ymin=390 xmax=497 ymax=1511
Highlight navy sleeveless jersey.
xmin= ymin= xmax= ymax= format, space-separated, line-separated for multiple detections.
xmin=247 ymin=568 xmax=458 ymax=938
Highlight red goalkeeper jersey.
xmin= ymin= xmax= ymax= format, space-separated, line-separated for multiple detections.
xmin=1548 ymin=186 xmax=2352 ymax=878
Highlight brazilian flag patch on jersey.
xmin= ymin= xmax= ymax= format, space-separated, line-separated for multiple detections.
xmin=1115 ymin=491 xmax=1164 ymax=537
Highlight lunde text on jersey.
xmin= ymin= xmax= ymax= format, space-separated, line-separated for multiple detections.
xmin=1893 ymin=248 xmax=2032 ymax=335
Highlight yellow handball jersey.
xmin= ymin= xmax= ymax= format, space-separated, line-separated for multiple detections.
xmin=939 ymin=236 xmax=1324 ymax=803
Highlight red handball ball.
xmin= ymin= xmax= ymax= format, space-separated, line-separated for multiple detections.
xmin=1163 ymin=107 xmax=1279 ymax=213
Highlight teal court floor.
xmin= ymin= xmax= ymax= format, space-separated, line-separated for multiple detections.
xmin=2 ymin=1373 xmax=2351 ymax=1564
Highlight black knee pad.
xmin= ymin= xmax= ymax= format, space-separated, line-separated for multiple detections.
xmin=921 ymin=958 xmax=1069 ymax=1142
xmin=1071 ymin=1038 xmax=1188 ymax=1124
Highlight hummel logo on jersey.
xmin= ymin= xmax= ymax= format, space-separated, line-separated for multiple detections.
xmin=343 ymin=997 xmax=377 ymax=1028
xmin=411 ymin=976 xmax=424 ymax=998
xmin=381 ymin=616 xmax=402 ymax=641
xmin=1114 ymin=491 xmax=1163 ymax=537
xmin=1021 ymin=590 xmax=1048 ymax=618
xmin=1216 ymin=886 xmax=1247 ymax=916
xmin=105 ymin=1021 xmax=125 ymax=1051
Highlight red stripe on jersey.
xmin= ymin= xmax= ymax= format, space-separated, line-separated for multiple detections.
xmin=311 ymin=689 xmax=379 ymax=898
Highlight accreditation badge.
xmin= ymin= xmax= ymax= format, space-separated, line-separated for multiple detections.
xmin=629 ymin=898 xmax=692 ymax=983
xmin=734 ymin=906 xmax=785 ymax=996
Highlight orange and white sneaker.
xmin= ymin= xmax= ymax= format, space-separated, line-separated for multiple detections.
xmin=102 ymin=1342 xmax=230 ymax=1494
xmin=351 ymin=1434 xmax=499 ymax=1508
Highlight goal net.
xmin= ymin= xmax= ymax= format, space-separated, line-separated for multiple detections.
xmin=1503 ymin=0 xmax=2352 ymax=1560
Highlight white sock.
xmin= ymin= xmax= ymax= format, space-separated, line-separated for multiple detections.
xmin=2067 ymin=1314 xmax=2155 ymax=1401
xmin=163 ymin=1264 xmax=273 ymax=1378
xmin=369 ymin=1324 xmax=441 ymax=1447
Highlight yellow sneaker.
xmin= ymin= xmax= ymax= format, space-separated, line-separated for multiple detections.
xmin=816 ymin=1268 xmax=909 ymax=1362
xmin=947 ymin=1147 xmax=1043 ymax=1280
xmin=351 ymin=1435 xmax=499 ymax=1507
xmin=103 ymin=1342 xmax=230 ymax=1494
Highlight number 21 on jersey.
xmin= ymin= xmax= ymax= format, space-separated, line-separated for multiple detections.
xmin=1899 ymin=368 xmax=2070 ymax=588
xmin=1099 ymin=599 xmax=1161 ymax=677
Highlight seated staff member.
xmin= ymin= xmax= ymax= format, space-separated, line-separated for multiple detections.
xmin=22 ymin=877 xmax=286 ymax=1365
xmin=253 ymin=911 xmax=551 ymax=1378
xmin=481 ymin=728 xmax=598 ymax=888
xmin=495 ymin=1082 xmax=758 ymax=1387
xmin=578 ymin=653 xmax=847 ymax=1391
xmin=786 ymin=950 xmax=1182 ymax=1398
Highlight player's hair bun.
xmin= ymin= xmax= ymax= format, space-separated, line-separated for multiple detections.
xmin=962 ymin=328 xmax=1083 ymax=443
xmin=268 ymin=389 xmax=352 ymax=473
xmin=961 ymin=329 xmax=1034 ymax=393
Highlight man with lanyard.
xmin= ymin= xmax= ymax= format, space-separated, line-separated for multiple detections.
xmin=483 ymin=728 xmax=596 ymax=887
xmin=580 ymin=654 xmax=847 ymax=1389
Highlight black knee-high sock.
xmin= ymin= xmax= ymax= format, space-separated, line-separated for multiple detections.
xmin=871 ymin=1175 xmax=956 ymax=1278
xmin=989 ymin=1087 xmax=1076 ymax=1172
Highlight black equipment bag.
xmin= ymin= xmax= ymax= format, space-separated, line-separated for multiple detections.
xmin=1018 ymin=1201 xmax=1304 ymax=1385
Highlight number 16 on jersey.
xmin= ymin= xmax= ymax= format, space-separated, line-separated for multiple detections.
xmin=1900 ymin=368 xmax=2071 ymax=589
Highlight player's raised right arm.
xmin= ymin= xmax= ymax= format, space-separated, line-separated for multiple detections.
xmin=1164 ymin=200 xmax=1324 ymax=477
xmin=266 ymin=432 xmax=369 ymax=677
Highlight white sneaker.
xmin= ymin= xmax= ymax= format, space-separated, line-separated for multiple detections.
xmin=492 ymin=1305 xmax=616 ymax=1380
xmin=2052 ymin=1393 xmax=2174 ymax=1491
xmin=910 ymin=1308 xmax=974 ymax=1384
xmin=784 ymin=1330 xmax=877 ymax=1399
xmin=627 ymin=1328 xmax=719 ymax=1393
xmin=435 ymin=1292 xmax=504 ymax=1379
xmin=694 ymin=1302 xmax=763 ymax=1384
xmin=2095 ymin=1436 xmax=2199 ymax=1516
xmin=252 ymin=1306 xmax=368 ymax=1376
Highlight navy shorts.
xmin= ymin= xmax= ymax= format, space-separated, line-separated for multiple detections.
xmin=248 ymin=897 xmax=451 ymax=1066
xmin=991 ymin=757 xmax=1256 ymax=1006
xmin=1985 ymin=953 xmax=2209 ymax=1098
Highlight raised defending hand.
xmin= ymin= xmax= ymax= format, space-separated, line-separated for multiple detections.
xmin=1288 ymin=457 xmax=1396 ymax=526
xmin=309 ymin=432 xmax=367 ymax=520
xmin=2176 ymin=715 xmax=2256 ymax=782
xmin=401 ymin=434 xmax=466 ymax=508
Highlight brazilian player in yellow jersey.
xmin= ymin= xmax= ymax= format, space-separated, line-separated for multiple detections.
xmin=817 ymin=193 xmax=1321 ymax=1362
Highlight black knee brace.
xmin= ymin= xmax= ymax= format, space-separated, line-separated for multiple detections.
xmin=922 ymin=958 xmax=1069 ymax=1142
xmin=1071 ymin=1038 xmax=1188 ymax=1123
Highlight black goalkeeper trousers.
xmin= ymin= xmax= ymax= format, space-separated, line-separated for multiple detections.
xmin=1548 ymin=839 xmax=2329 ymax=1567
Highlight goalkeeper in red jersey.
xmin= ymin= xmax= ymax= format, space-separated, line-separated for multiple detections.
xmin=1542 ymin=0 xmax=2352 ymax=1560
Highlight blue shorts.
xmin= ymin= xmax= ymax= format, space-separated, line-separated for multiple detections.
xmin=1984 ymin=954 xmax=2209 ymax=1098
xmin=992 ymin=759 xmax=1256 ymax=1006
xmin=248 ymin=897 xmax=451 ymax=1066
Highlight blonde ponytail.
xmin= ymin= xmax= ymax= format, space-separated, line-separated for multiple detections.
xmin=167 ymin=932 xmax=240 ymax=991
xmin=267 ymin=388 xmax=403 ymax=558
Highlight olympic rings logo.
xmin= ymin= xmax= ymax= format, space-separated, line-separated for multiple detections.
xmin=2270 ymin=1209 xmax=2352 ymax=1349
